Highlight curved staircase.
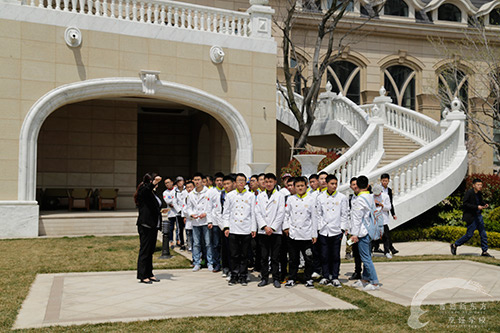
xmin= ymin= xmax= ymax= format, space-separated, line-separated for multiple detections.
xmin=276 ymin=86 xmax=468 ymax=230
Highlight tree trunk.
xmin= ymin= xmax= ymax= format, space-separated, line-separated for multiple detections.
xmin=294 ymin=121 xmax=313 ymax=154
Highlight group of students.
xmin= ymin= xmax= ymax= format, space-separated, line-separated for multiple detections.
xmin=158 ymin=170 xmax=398 ymax=291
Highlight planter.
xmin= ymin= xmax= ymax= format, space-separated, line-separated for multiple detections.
xmin=293 ymin=154 xmax=326 ymax=178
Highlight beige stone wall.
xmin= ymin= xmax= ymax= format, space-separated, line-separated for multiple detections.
xmin=0 ymin=18 xmax=277 ymax=200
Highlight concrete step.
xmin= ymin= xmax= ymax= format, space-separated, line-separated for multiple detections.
xmin=378 ymin=127 xmax=422 ymax=168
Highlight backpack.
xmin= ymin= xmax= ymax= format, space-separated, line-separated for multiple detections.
xmin=358 ymin=195 xmax=384 ymax=241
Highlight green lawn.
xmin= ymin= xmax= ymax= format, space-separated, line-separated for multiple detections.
xmin=1 ymin=236 xmax=499 ymax=332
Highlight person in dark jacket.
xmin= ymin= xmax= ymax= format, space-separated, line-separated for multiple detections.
xmin=135 ymin=172 xmax=163 ymax=283
xmin=451 ymin=178 xmax=494 ymax=257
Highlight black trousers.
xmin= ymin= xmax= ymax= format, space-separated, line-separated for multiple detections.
xmin=229 ymin=233 xmax=251 ymax=279
xmin=258 ymin=233 xmax=282 ymax=281
xmin=312 ymin=240 xmax=322 ymax=274
xmin=352 ymin=242 xmax=362 ymax=275
xmin=176 ymin=215 xmax=185 ymax=246
xmin=319 ymin=234 xmax=342 ymax=280
xmin=279 ymin=234 xmax=289 ymax=281
xmin=288 ymin=238 xmax=314 ymax=282
xmin=382 ymin=224 xmax=394 ymax=254
xmin=137 ymin=225 xmax=158 ymax=280
xmin=221 ymin=228 xmax=231 ymax=272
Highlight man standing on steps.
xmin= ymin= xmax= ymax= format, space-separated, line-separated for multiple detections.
xmin=451 ymin=178 xmax=494 ymax=258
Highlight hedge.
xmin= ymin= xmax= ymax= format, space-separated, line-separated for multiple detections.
xmin=392 ymin=226 xmax=500 ymax=249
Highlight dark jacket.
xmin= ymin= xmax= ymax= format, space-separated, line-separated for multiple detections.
xmin=387 ymin=187 xmax=396 ymax=218
xmin=462 ymin=189 xmax=485 ymax=225
xmin=136 ymin=182 xmax=162 ymax=229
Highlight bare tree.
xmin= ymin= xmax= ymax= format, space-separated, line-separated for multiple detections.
xmin=275 ymin=0 xmax=379 ymax=151
xmin=430 ymin=19 xmax=500 ymax=169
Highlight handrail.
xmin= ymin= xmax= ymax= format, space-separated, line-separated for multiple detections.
xmin=384 ymin=103 xmax=440 ymax=144
xmin=23 ymin=0 xmax=252 ymax=38
xmin=321 ymin=121 xmax=383 ymax=184
xmin=338 ymin=119 xmax=463 ymax=200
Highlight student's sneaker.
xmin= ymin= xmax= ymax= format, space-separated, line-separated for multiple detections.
xmin=373 ymin=247 xmax=384 ymax=254
xmin=363 ymin=283 xmax=380 ymax=291
xmin=207 ymin=265 xmax=214 ymax=272
xmin=273 ymin=280 xmax=281 ymax=288
xmin=192 ymin=265 xmax=201 ymax=272
xmin=345 ymin=253 xmax=352 ymax=260
xmin=450 ymin=243 xmax=457 ymax=255
xmin=305 ymin=280 xmax=314 ymax=289
xmin=228 ymin=278 xmax=238 ymax=286
xmin=285 ymin=280 xmax=296 ymax=288
xmin=311 ymin=272 xmax=321 ymax=279
xmin=319 ymin=278 xmax=329 ymax=285
xmin=352 ymin=280 xmax=367 ymax=288
xmin=222 ymin=272 xmax=227 ymax=278
xmin=391 ymin=248 xmax=399 ymax=255
xmin=332 ymin=279 xmax=342 ymax=288
xmin=239 ymin=277 xmax=248 ymax=286
xmin=258 ymin=279 xmax=268 ymax=287
xmin=385 ymin=253 xmax=393 ymax=259
xmin=226 ymin=274 xmax=232 ymax=281
xmin=481 ymin=251 xmax=494 ymax=258
xmin=180 ymin=245 xmax=186 ymax=251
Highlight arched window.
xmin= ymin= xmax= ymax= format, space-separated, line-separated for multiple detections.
xmin=384 ymin=65 xmax=416 ymax=110
xmin=490 ymin=8 xmax=500 ymax=25
xmin=438 ymin=4 xmax=461 ymax=22
xmin=327 ymin=61 xmax=360 ymax=104
xmin=438 ymin=68 xmax=469 ymax=115
xmin=384 ymin=0 xmax=409 ymax=17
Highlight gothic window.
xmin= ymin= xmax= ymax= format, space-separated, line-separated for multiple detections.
xmin=384 ymin=0 xmax=409 ymax=17
xmin=438 ymin=68 xmax=469 ymax=115
xmin=384 ymin=65 xmax=416 ymax=110
xmin=490 ymin=8 xmax=500 ymax=25
xmin=327 ymin=61 xmax=360 ymax=104
xmin=438 ymin=4 xmax=461 ymax=22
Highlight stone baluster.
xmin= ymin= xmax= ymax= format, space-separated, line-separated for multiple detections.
xmin=39 ymin=0 xmax=44 ymax=8
xmin=412 ymin=165 xmax=417 ymax=189
xmin=125 ymin=0 xmax=130 ymax=20
xmin=181 ymin=8 xmax=186 ymax=28
xmin=219 ymin=13 xmax=224 ymax=33
xmin=400 ymin=172 xmax=406 ymax=195
xmin=417 ymin=161 xmax=423 ymax=186
xmin=200 ymin=11 xmax=205 ymax=30
xmin=78 ymin=0 xmax=84 ymax=12
xmin=167 ymin=6 xmax=172 ymax=25
xmin=55 ymin=0 xmax=61 ymax=10
xmin=103 ymin=0 xmax=108 ymax=17
xmin=132 ymin=0 xmax=137 ymax=21
xmin=154 ymin=4 xmax=160 ymax=24
xmin=63 ymin=0 xmax=68 ymax=11
xmin=139 ymin=2 xmax=145 ymax=22
xmin=194 ymin=10 xmax=199 ymax=30
xmin=187 ymin=9 xmax=192 ymax=29
xmin=146 ymin=3 xmax=151 ymax=22
xmin=174 ymin=7 xmax=179 ymax=27
xmin=160 ymin=5 xmax=166 ymax=24
xmin=237 ymin=17 xmax=242 ymax=36
xmin=231 ymin=16 xmax=236 ymax=35
xmin=394 ymin=175 xmax=400 ymax=197
xmin=87 ymin=0 xmax=93 ymax=14
xmin=70 ymin=0 xmax=77 ymax=12
xmin=95 ymin=0 xmax=100 ymax=16
xmin=213 ymin=12 xmax=217 ymax=32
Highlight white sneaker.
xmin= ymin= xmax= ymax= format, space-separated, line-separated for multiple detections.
xmin=311 ymin=272 xmax=321 ymax=279
xmin=385 ymin=253 xmax=392 ymax=259
xmin=332 ymin=279 xmax=342 ymax=288
xmin=192 ymin=265 xmax=201 ymax=272
xmin=319 ymin=278 xmax=329 ymax=285
xmin=207 ymin=265 xmax=214 ymax=272
xmin=352 ymin=280 xmax=366 ymax=288
xmin=363 ymin=283 xmax=380 ymax=291
xmin=222 ymin=273 xmax=227 ymax=278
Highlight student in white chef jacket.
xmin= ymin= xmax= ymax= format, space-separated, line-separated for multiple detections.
xmin=316 ymin=174 xmax=349 ymax=287
xmin=208 ymin=172 xmax=225 ymax=272
xmin=186 ymin=172 xmax=214 ymax=272
xmin=255 ymin=173 xmax=285 ymax=288
xmin=162 ymin=177 xmax=178 ymax=249
xmin=183 ymin=180 xmax=195 ymax=252
xmin=173 ymin=176 xmax=187 ymax=250
xmin=283 ymin=176 xmax=318 ymax=289
xmin=222 ymin=173 xmax=257 ymax=286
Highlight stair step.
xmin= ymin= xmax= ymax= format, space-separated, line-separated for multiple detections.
xmin=378 ymin=127 xmax=422 ymax=169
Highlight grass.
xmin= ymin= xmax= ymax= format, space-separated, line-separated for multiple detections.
xmin=0 ymin=236 xmax=498 ymax=332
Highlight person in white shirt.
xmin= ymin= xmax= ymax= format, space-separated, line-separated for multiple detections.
xmin=308 ymin=173 xmax=323 ymax=279
xmin=255 ymin=173 xmax=285 ymax=288
xmin=349 ymin=175 xmax=380 ymax=291
xmin=223 ymin=173 xmax=257 ymax=286
xmin=208 ymin=172 xmax=225 ymax=272
xmin=186 ymin=172 xmax=214 ymax=272
xmin=248 ymin=174 xmax=262 ymax=272
xmin=173 ymin=176 xmax=187 ymax=251
xmin=183 ymin=180 xmax=195 ymax=252
xmin=316 ymin=174 xmax=349 ymax=287
xmin=346 ymin=177 xmax=362 ymax=280
xmin=283 ymin=177 xmax=318 ymax=289
xmin=162 ymin=177 xmax=178 ymax=250
xmin=279 ymin=176 xmax=295 ymax=282
xmin=318 ymin=171 xmax=328 ymax=192
xmin=219 ymin=175 xmax=235 ymax=278
xmin=372 ymin=184 xmax=392 ymax=259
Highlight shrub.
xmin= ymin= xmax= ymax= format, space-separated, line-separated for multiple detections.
xmin=280 ymin=150 xmax=340 ymax=179
xmin=392 ymin=226 xmax=500 ymax=249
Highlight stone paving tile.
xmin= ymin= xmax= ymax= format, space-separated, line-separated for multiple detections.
xmin=13 ymin=269 xmax=357 ymax=330
xmin=341 ymin=260 xmax=500 ymax=306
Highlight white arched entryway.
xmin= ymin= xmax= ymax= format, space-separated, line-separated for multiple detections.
xmin=18 ymin=77 xmax=253 ymax=201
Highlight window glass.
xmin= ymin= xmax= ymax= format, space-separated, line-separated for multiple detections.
xmin=327 ymin=61 xmax=360 ymax=104
xmin=384 ymin=65 xmax=416 ymax=110
xmin=438 ymin=4 xmax=461 ymax=22
xmin=490 ymin=8 xmax=500 ymax=25
xmin=384 ymin=0 xmax=408 ymax=17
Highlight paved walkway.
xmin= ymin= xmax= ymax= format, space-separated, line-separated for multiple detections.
xmin=13 ymin=269 xmax=356 ymax=330
xmin=13 ymin=241 xmax=500 ymax=329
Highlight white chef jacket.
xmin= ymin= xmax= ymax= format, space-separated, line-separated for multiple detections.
xmin=162 ymin=188 xmax=178 ymax=218
xmin=283 ymin=192 xmax=318 ymax=240
xmin=222 ymin=188 xmax=257 ymax=235
xmin=350 ymin=191 xmax=373 ymax=238
xmin=255 ymin=188 xmax=285 ymax=235
xmin=173 ymin=187 xmax=187 ymax=216
xmin=209 ymin=187 xmax=226 ymax=227
xmin=373 ymin=192 xmax=391 ymax=225
xmin=316 ymin=190 xmax=349 ymax=237
xmin=186 ymin=186 xmax=213 ymax=227
xmin=279 ymin=187 xmax=290 ymax=196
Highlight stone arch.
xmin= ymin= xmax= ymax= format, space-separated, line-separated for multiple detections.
xmin=18 ymin=78 xmax=253 ymax=201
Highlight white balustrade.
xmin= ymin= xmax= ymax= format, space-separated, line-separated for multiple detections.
xmin=22 ymin=0 xmax=254 ymax=39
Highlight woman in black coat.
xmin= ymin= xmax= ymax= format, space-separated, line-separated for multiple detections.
xmin=134 ymin=173 xmax=163 ymax=283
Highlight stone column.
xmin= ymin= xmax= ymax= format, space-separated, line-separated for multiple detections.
xmin=247 ymin=0 xmax=274 ymax=39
